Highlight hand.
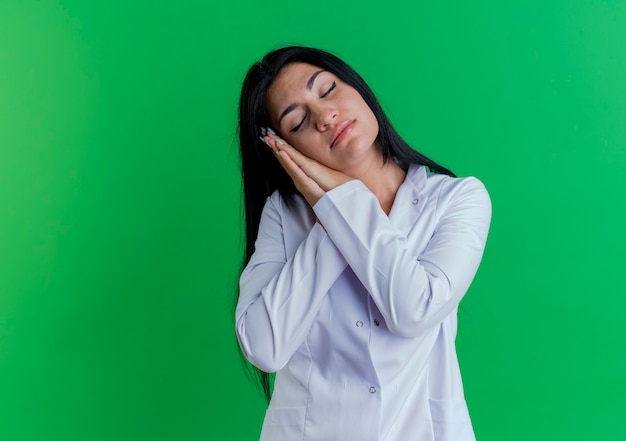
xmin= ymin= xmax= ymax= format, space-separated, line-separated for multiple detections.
xmin=260 ymin=128 xmax=353 ymax=207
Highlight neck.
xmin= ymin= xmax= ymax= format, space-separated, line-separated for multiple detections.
xmin=346 ymin=154 xmax=406 ymax=215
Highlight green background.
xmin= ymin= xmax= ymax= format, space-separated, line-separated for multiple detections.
xmin=1 ymin=0 xmax=625 ymax=439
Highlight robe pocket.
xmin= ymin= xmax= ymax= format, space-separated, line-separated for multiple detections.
xmin=428 ymin=399 xmax=475 ymax=441
xmin=260 ymin=406 xmax=306 ymax=441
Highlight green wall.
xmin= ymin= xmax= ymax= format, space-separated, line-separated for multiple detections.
xmin=1 ymin=0 xmax=625 ymax=439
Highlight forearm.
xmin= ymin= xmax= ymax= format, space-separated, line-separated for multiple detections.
xmin=314 ymin=177 xmax=491 ymax=337
xmin=236 ymin=199 xmax=347 ymax=372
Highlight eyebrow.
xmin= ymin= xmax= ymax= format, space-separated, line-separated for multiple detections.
xmin=277 ymin=69 xmax=325 ymax=126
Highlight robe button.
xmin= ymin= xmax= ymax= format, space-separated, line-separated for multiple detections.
xmin=356 ymin=320 xmax=363 ymax=327
xmin=412 ymin=198 xmax=419 ymax=205
xmin=369 ymin=387 xmax=377 ymax=394
xmin=374 ymin=319 xmax=380 ymax=326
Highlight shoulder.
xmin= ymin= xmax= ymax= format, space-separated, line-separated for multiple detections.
xmin=408 ymin=165 xmax=489 ymax=204
xmin=266 ymin=190 xmax=311 ymax=214
xmin=263 ymin=190 xmax=316 ymax=228
xmin=405 ymin=165 xmax=491 ymax=224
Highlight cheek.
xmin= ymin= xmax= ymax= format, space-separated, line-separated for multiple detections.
xmin=371 ymin=118 xmax=380 ymax=135
xmin=281 ymin=135 xmax=306 ymax=155
xmin=364 ymin=107 xmax=379 ymax=135
xmin=288 ymin=136 xmax=325 ymax=160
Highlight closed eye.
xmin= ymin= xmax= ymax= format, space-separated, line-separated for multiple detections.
xmin=321 ymin=81 xmax=336 ymax=98
xmin=290 ymin=115 xmax=307 ymax=133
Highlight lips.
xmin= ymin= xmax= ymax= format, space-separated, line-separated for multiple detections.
xmin=330 ymin=120 xmax=356 ymax=148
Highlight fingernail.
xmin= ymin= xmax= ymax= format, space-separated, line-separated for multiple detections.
xmin=260 ymin=127 xmax=267 ymax=135
xmin=276 ymin=139 xmax=284 ymax=145
xmin=259 ymin=136 xmax=270 ymax=147
xmin=267 ymin=127 xmax=276 ymax=136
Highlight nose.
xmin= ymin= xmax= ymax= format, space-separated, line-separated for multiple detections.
xmin=313 ymin=103 xmax=338 ymax=131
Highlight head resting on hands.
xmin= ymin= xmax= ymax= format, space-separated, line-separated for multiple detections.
xmin=238 ymin=46 xmax=453 ymax=235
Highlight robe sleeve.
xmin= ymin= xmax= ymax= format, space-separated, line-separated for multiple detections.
xmin=236 ymin=193 xmax=348 ymax=372
xmin=313 ymin=176 xmax=491 ymax=337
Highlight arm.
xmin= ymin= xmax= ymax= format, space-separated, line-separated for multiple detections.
xmin=261 ymin=132 xmax=491 ymax=337
xmin=235 ymin=193 xmax=348 ymax=372
xmin=314 ymin=176 xmax=491 ymax=337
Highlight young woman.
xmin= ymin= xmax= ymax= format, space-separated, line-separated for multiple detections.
xmin=235 ymin=46 xmax=491 ymax=441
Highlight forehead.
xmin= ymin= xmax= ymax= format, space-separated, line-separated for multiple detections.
xmin=272 ymin=62 xmax=324 ymax=91
xmin=267 ymin=63 xmax=326 ymax=107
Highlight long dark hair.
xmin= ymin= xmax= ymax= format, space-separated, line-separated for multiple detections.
xmin=237 ymin=46 xmax=455 ymax=403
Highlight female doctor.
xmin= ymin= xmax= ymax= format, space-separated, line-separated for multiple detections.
xmin=235 ymin=46 xmax=491 ymax=441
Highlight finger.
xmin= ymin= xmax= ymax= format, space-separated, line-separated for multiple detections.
xmin=262 ymin=135 xmax=313 ymax=174
xmin=271 ymin=137 xmax=311 ymax=167
xmin=261 ymin=131 xmax=347 ymax=191
xmin=259 ymin=128 xmax=350 ymax=196
xmin=275 ymin=149 xmax=310 ymax=184
xmin=261 ymin=129 xmax=308 ymax=163
xmin=276 ymin=149 xmax=325 ymax=205
xmin=259 ymin=132 xmax=307 ymax=181
xmin=258 ymin=134 xmax=280 ymax=157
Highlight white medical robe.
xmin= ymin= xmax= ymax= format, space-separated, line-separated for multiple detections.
xmin=236 ymin=164 xmax=492 ymax=441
